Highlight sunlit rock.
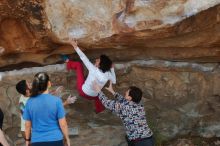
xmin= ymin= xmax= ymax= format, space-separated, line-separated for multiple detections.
xmin=0 ymin=0 xmax=220 ymax=69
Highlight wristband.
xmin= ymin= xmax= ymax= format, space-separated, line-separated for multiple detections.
xmin=25 ymin=138 xmax=31 ymax=141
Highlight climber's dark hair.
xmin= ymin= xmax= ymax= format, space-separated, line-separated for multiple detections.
xmin=99 ymin=54 xmax=112 ymax=73
xmin=128 ymin=86 xmax=143 ymax=104
xmin=31 ymin=72 xmax=49 ymax=97
xmin=16 ymin=80 xmax=28 ymax=96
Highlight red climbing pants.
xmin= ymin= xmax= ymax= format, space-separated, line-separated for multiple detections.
xmin=66 ymin=61 xmax=105 ymax=113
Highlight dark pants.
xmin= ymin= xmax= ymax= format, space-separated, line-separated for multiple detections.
xmin=0 ymin=108 xmax=4 ymax=129
xmin=0 ymin=108 xmax=4 ymax=146
xmin=126 ymin=136 xmax=155 ymax=146
xmin=32 ymin=140 xmax=64 ymax=146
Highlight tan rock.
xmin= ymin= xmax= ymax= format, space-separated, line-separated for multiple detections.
xmin=1 ymin=1 xmax=220 ymax=69
xmin=0 ymin=62 xmax=220 ymax=145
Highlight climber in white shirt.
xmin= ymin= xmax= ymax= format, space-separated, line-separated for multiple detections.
xmin=62 ymin=38 xmax=116 ymax=113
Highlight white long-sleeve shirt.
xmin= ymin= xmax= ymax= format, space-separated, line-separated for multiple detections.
xmin=75 ymin=47 xmax=116 ymax=97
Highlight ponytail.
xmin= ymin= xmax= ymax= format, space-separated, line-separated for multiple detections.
xmin=31 ymin=72 xmax=49 ymax=97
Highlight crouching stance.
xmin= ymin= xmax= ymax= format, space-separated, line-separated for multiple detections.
xmin=93 ymin=81 xmax=154 ymax=146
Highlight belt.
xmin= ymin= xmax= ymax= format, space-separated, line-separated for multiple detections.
xmin=131 ymin=136 xmax=153 ymax=142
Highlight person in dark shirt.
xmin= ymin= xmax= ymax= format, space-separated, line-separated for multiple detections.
xmin=0 ymin=108 xmax=9 ymax=146
xmin=0 ymin=108 xmax=3 ymax=130
xmin=93 ymin=81 xmax=154 ymax=146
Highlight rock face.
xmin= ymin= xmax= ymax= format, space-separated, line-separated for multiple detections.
xmin=0 ymin=0 xmax=220 ymax=69
xmin=1 ymin=1 xmax=220 ymax=145
xmin=1 ymin=62 xmax=220 ymax=145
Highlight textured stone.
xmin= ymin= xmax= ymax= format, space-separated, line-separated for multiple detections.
xmin=1 ymin=62 xmax=220 ymax=145
xmin=1 ymin=1 xmax=220 ymax=145
xmin=1 ymin=1 xmax=220 ymax=69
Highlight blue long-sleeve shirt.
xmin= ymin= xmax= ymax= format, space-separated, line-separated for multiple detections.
xmin=98 ymin=91 xmax=153 ymax=140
